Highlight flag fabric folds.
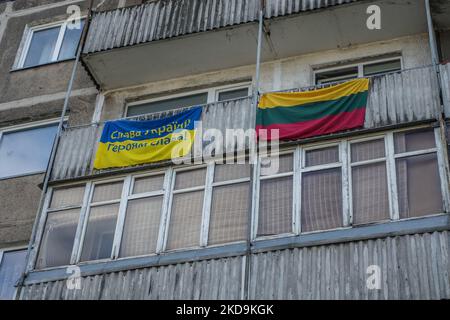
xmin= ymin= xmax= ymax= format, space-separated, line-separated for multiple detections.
xmin=256 ymin=78 xmax=370 ymax=140
xmin=94 ymin=107 xmax=202 ymax=169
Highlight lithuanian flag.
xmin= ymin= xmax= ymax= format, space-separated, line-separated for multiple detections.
xmin=256 ymin=78 xmax=369 ymax=140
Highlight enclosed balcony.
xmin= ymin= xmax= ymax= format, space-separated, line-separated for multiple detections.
xmin=50 ymin=64 xmax=447 ymax=182
xmin=82 ymin=0 xmax=429 ymax=90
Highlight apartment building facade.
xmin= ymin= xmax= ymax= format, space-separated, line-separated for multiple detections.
xmin=0 ymin=0 xmax=449 ymax=299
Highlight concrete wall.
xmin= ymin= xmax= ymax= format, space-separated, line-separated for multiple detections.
xmin=0 ymin=0 xmax=119 ymax=249
xmin=100 ymin=34 xmax=432 ymax=121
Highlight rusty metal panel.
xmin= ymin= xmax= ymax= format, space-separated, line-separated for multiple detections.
xmin=84 ymin=0 xmax=359 ymax=54
xmin=19 ymin=231 xmax=450 ymax=300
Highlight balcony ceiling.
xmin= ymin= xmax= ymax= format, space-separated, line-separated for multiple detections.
xmin=431 ymin=0 xmax=450 ymax=30
xmin=83 ymin=0 xmax=427 ymax=90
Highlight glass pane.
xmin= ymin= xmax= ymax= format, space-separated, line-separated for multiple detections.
xmin=214 ymin=164 xmax=250 ymax=182
xmin=305 ymin=146 xmax=339 ymax=167
xmin=208 ymin=183 xmax=249 ymax=245
xmin=0 ymin=250 xmax=27 ymax=300
xmin=23 ymin=26 xmax=60 ymax=67
xmin=127 ymin=93 xmax=208 ymax=117
xmin=258 ymin=176 xmax=293 ymax=237
xmin=92 ymin=181 xmax=123 ymax=203
xmin=166 ymin=191 xmax=203 ymax=250
xmin=80 ymin=204 xmax=119 ymax=262
xmin=261 ymin=153 xmax=293 ymax=176
xmin=301 ymin=168 xmax=343 ymax=232
xmin=0 ymin=125 xmax=57 ymax=179
xmin=352 ymin=162 xmax=390 ymax=224
xmin=58 ymin=20 xmax=84 ymax=60
xmin=351 ymin=139 xmax=385 ymax=163
xmin=363 ymin=59 xmax=401 ymax=76
xmin=315 ymin=66 xmax=359 ymax=84
xmin=174 ymin=168 xmax=206 ymax=190
xmin=36 ymin=209 xmax=80 ymax=269
xmin=119 ymin=197 xmax=163 ymax=258
xmin=50 ymin=185 xmax=85 ymax=209
xmin=394 ymin=129 xmax=436 ymax=154
xmin=132 ymin=174 xmax=164 ymax=194
xmin=217 ymin=88 xmax=249 ymax=101
xmin=396 ymin=154 xmax=443 ymax=218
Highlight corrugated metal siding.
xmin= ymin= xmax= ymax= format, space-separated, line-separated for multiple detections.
xmin=20 ymin=231 xmax=450 ymax=300
xmin=20 ymin=256 xmax=244 ymax=300
xmin=84 ymin=0 xmax=359 ymax=54
xmin=364 ymin=66 xmax=441 ymax=127
xmin=440 ymin=63 xmax=450 ymax=117
xmin=51 ymin=67 xmax=441 ymax=181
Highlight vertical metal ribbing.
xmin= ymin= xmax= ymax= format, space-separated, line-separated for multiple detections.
xmin=424 ymin=0 xmax=450 ymax=214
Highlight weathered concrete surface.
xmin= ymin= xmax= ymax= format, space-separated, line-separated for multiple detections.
xmin=0 ymin=174 xmax=43 ymax=247
xmin=0 ymin=93 xmax=97 ymax=127
xmin=101 ymin=34 xmax=431 ymax=121
xmin=440 ymin=30 xmax=450 ymax=63
xmin=0 ymin=7 xmax=95 ymax=103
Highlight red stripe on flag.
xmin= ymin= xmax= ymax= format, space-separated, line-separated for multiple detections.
xmin=256 ymin=108 xmax=366 ymax=141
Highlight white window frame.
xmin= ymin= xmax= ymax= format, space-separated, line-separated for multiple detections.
xmin=30 ymin=125 xmax=450 ymax=271
xmin=0 ymin=119 xmax=60 ymax=180
xmin=17 ymin=18 xmax=85 ymax=69
xmin=125 ymin=82 xmax=252 ymax=117
xmin=313 ymin=55 xmax=404 ymax=85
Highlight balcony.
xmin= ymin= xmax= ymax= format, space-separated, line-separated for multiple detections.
xmin=82 ymin=0 xmax=427 ymax=90
xmin=51 ymin=65 xmax=444 ymax=182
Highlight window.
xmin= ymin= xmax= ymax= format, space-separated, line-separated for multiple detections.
xmin=350 ymin=138 xmax=390 ymax=224
xmin=119 ymin=174 xmax=165 ymax=258
xmin=19 ymin=19 xmax=85 ymax=69
xmin=0 ymin=122 xmax=58 ymax=179
xmin=126 ymin=84 xmax=250 ymax=117
xmin=314 ymin=57 xmax=402 ymax=84
xmin=165 ymin=168 xmax=207 ymax=250
xmin=208 ymin=164 xmax=250 ymax=245
xmin=127 ymin=93 xmax=208 ymax=117
xmin=36 ymin=185 xmax=85 ymax=269
xmin=217 ymin=87 xmax=250 ymax=102
xmin=33 ymin=127 xmax=446 ymax=270
xmin=80 ymin=181 xmax=123 ymax=262
xmin=301 ymin=145 xmax=343 ymax=232
xmin=394 ymin=129 xmax=443 ymax=218
xmin=257 ymin=153 xmax=294 ymax=237
xmin=0 ymin=248 xmax=27 ymax=300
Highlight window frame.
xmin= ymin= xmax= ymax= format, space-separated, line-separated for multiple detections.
xmin=0 ymin=246 xmax=28 ymax=300
xmin=0 ymin=119 xmax=60 ymax=180
xmin=30 ymin=126 xmax=450 ymax=272
xmin=125 ymin=82 xmax=252 ymax=117
xmin=313 ymin=56 xmax=404 ymax=85
xmin=17 ymin=18 xmax=85 ymax=70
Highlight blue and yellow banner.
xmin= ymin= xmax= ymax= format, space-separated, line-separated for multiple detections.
xmin=94 ymin=107 xmax=202 ymax=169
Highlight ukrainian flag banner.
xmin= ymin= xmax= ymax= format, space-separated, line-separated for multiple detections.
xmin=94 ymin=107 xmax=202 ymax=169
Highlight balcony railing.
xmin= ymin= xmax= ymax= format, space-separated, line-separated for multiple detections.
xmin=51 ymin=65 xmax=442 ymax=181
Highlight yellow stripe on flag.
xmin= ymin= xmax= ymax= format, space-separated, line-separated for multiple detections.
xmin=258 ymin=78 xmax=369 ymax=109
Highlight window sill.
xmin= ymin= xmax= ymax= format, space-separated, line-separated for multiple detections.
xmin=24 ymin=214 xmax=450 ymax=285
xmin=10 ymin=58 xmax=76 ymax=73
